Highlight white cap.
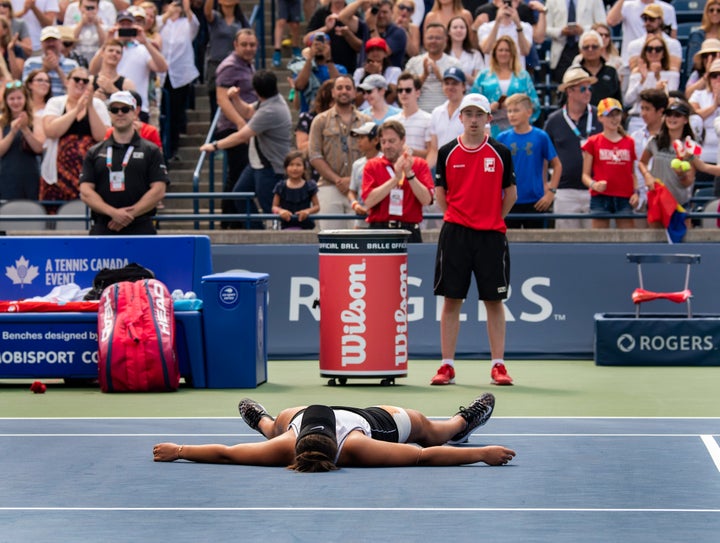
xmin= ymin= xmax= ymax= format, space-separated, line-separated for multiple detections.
xmin=108 ymin=90 xmax=137 ymax=108
xmin=459 ymin=93 xmax=491 ymax=114
xmin=40 ymin=26 xmax=62 ymax=42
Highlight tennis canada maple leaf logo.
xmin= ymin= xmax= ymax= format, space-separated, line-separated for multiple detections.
xmin=5 ymin=256 xmax=39 ymax=287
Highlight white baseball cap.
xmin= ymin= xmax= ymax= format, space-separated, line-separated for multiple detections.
xmin=108 ymin=90 xmax=137 ymax=108
xmin=459 ymin=93 xmax=491 ymax=114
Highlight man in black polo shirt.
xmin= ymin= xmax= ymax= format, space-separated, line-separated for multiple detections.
xmin=79 ymin=91 xmax=169 ymax=235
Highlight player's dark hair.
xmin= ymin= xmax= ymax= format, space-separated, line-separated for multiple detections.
xmin=289 ymin=434 xmax=339 ymax=473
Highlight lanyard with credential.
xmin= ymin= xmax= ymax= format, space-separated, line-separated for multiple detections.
xmin=562 ymin=105 xmax=593 ymax=141
xmin=106 ymin=144 xmax=134 ymax=192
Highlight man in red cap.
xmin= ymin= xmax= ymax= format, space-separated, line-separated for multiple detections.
xmin=353 ymin=37 xmax=401 ymax=106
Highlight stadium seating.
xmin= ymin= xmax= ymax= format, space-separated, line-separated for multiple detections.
xmin=0 ymin=200 xmax=47 ymax=232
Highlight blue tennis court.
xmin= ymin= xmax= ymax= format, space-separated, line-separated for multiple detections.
xmin=3 ymin=416 xmax=720 ymax=541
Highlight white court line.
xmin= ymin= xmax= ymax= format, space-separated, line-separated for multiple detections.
xmin=701 ymin=435 xmax=720 ymax=473
xmin=1 ymin=506 xmax=720 ymax=513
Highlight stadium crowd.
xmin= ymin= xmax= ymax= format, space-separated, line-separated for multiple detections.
xmin=0 ymin=0 xmax=717 ymax=233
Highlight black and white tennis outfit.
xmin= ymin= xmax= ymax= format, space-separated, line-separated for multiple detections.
xmin=289 ymin=406 xmax=412 ymax=462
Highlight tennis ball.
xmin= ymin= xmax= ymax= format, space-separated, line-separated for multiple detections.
xmin=670 ymin=158 xmax=682 ymax=170
xmin=681 ymin=161 xmax=691 ymax=172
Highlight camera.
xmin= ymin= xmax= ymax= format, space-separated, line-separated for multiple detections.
xmin=503 ymin=0 xmax=512 ymax=6
xmin=371 ymin=5 xmax=379 ymax=14
xmin=118 ymin=27 xmax=137 ymax=38
xmin=315 ymin=34 xmax=325 ymax=43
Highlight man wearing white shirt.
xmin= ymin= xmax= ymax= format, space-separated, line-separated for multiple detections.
xmin=404 ymin=22 xmax=460 ymax=113
xmin=387 ymin=72 xmax=431 ymax=159
xmin=625 ymin=4 xmax=682 ymax=71
xmin=12 ymin=0 xmax=59 ymax=51
xmin=545 ymin=0 xmax=606 ymax=82
xmin=90 ymin=10 xmax=168 ymax=123
xmin=606 ymin=0 xmax=677 ymax=63
xmin=477 ymin=1 xmax=533 ymax=69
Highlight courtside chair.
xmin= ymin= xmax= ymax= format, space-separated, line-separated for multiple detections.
xmin=0 ymin=200 xmax=47 ymax=232
xmin=55 ymin=199 xmax=90 ymax=231
xmin=700 ymin=199 xmax=719 ymax=229
xmin=627 ymin=253 xmax=701 ymax=318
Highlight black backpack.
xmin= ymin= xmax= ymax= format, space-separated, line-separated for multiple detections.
xmin=83 ymin=263 xmax=155 ymax=301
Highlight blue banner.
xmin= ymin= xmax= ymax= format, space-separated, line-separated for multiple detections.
xmin=211 ymin=243 xmax=720 ymax=360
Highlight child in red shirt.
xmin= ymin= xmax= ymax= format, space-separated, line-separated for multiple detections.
xmin=581 ymin=98 xmax=639 ymax=229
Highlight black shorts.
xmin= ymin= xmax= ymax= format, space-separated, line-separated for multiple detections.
xmin=433 ymin=222 xmax=510 ymax=301
xmin=333 ymin=406 xmax=399 ymax=443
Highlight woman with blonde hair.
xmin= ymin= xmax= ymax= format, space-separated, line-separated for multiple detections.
xmin=0 ymin=2 xmax=31 ymax=56
xmin=139 ymin=1 xmax=163 ymax=50
xmin=470 ymin=35 xmax=539 ymax=137
xmin=0 ymin=81 xmax=43 ymax=200
xmin=424 ymin=0 xmax=475 ymax=48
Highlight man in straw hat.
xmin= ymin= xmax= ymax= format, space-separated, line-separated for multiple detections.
xmin=430 ymin=93 xmax=517 ymax=387
xmin=543 ymin=66 xmax=602 ymax=229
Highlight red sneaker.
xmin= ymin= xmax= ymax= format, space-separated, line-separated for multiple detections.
xmin=490 ymin=363 xmax=513 ymax=386
xmin=430 ymin=363 xmax=455 ymax=385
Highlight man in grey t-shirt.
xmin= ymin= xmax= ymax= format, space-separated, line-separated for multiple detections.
xmin=200 ymin=69 xmax=292 ymax=229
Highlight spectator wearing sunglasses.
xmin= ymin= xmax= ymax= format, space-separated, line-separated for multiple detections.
xmin=392 ymin=0 xmax=419 ymax=61
xmin=687 ymin=0 xmax=720 ymax=88
xmin=606 ymin=0 xmax=677 ymax=68
xmin=64 ymin=0 xmax=108 ymax=67
xmin=625 ymin=4 xmax=681 ymax=73
xmin=22 ymin=26 xmax=79 ymax=98
xmin=575 ymin=30 xmax=621 ymax=106
xmin=685 ymin=38 xmax=720 ymax=100
xmin=625 ymin=35 xmax=679 ymax=136
xmin=80 ymin=90 xmax=168 ymax=235
xmin=40 ymin=66 xmax=110 ymax=210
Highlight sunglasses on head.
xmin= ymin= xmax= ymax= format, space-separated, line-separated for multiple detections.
xmin=644 ymin=45 xmax=664 ymax=54
xmin=5 ymin=80 xmax=22 ymax=89
xmin=109 ymin=105 xmax=133 ymax=114
xmin=582 ymin=44 xmax=600 ymax=51
xmin=396 ymin=87 xmax=414 ymax=94
xmin=72 ymin=76 xmax=90 ymax=84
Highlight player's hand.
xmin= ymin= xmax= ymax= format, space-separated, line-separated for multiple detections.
xmin=153 ymin=443 xmax=181 ymax=462
xmin=480 ymin=445 xmax=516 ymax=466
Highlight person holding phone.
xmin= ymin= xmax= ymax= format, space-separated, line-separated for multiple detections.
xmin=90 ymin=10 xmax=168 ymax=124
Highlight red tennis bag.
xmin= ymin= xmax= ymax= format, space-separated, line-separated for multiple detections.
xmin=98 ymin=279 xmax=179 ymax=392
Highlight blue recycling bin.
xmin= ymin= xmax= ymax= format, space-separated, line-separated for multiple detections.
xmin=201 ymin=271 xmax=269 ymax=388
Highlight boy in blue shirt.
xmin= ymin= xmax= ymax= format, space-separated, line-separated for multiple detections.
xmin=496 ymin=94 xmax=562 ymax=229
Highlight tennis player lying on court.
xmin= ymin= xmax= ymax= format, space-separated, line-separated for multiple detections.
xmin=152 ymin=394 xmax=516 ymax=472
